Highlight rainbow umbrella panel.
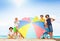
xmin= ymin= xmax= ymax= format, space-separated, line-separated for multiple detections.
xmin=18 ymin=17 xmax=45 ymax=38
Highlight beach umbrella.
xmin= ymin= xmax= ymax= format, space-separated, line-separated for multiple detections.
xmin=32 ymin=16 xmax=39 ymax=22
xmin=18 ymin=17 xmax=31 ymax=28
xmin=18 ymin=17 xmax=45 ymax=38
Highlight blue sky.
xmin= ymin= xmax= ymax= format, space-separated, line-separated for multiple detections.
xmin=0 ymin=0 xmax=60 ymax=36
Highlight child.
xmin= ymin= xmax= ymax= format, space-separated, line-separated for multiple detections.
xmin=40 ymin=15 xmax=46 ymax=39
xmin=14 ymin=17 xmax=24 ymax=39
xmin=45 ymin=14 xmax=55 ymax=39
xmin=8 ymin=27 xmax=14 ymax=39
xmin=40 ymin=15 xmax=49 ymax=39
xmin=14 ymin=18 xmax=19 ymax=36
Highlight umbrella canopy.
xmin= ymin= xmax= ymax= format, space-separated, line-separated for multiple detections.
xmin=18 ymin=17 xmax=45 ymax=38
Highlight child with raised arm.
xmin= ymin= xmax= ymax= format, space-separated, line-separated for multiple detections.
xmin=45 ymin=14 xmax=55 ymax=39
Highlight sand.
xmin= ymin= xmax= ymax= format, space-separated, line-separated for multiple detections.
xmin=0 ymin=39 xmax=56 ymax=41
xmin=55 ymin=39 xmax=60 ymax=41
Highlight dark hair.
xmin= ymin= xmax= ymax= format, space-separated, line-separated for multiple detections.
xmin=9 ymin=27 xmax=13 ymax=30
xmin=45 ymin=14 xmax=49 ymax=18
xmin=15 ymin=17 xmax=17 ymax=19
xmin=40 ymin=15 xmax=43 ymax=17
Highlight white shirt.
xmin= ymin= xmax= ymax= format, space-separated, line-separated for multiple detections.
xmin=14 ymin=21 xmax=19 ymax=26
xmin=8 ymin=30 xmax=14 ymax=36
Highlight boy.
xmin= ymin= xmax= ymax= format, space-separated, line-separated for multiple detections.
xmin=8 ymin=27 xmax=14 ymax=39
xmin=45 ymin=14 xmax=55 ymax=39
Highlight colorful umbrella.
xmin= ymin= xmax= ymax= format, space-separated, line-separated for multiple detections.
xmin=18 ymin=17 xmax=45 ymax=38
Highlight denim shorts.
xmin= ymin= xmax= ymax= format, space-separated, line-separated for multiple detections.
xmin=45 ymin=28 xmax=49 ymax=33
xmin=48 ymin=25 xmax=53 ymax=32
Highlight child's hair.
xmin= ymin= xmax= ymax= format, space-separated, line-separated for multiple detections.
xmin=40 ymin=15 xmax=43 ymax=17
xmin=45 ymin=14 xmax=50 ymax=18
xmin=15 ymin=17 xmax=18 ymax=20
xmin=9 ymin=27 xmax=13 ymax=30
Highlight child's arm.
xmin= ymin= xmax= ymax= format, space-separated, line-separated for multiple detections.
xmin=51 ymin=18 xmax=55 ymax=22
xmin=44 ymin=20 xmax=48 ymax=28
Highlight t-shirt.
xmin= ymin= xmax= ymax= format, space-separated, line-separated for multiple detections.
xmin=8 ymin=30 xmax=14 ymax=36
xmin=40 ymin=18 xmax=45 ymax=22
xmin=46 ymin=18 xmax=52 ymax=25
xmin=14 ymin=21 xmax=19 ymax=27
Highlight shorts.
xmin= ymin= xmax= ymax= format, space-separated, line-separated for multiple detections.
xmin=45 ymin=28 xmax=49 ymax=33
xmin=48 ymin=25 xmax=53 ymax=32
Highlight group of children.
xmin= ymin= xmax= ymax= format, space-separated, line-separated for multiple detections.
xmin=40 ymin=14 xmax=55 ymax=39
xmin=8 ymin=14 xmax=55 ymax=39
xmin=8 ymin=18 xmax=23 ymax=39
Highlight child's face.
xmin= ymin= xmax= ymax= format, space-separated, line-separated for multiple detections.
xmin=9 ymin=28 xmax=13 ymax=31
xmin=46 ymin=16 xmax=49 ymax=18
xmin=15 ymin=18 xmax=18 ymax=21
xmin=40 ymin=16 xmax=43 ymax=18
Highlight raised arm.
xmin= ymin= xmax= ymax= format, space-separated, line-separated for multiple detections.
xmin=51 ymin=18 xmax=55 ymax=22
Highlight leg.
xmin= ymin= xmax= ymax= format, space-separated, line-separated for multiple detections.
xmin=48 ymin=25 xmax=53 ymax=39
xmin=44 ymin=32 xmax=48 ymax=39
xmin=49 ymin=32 xmax=53 ymax=39
xmin=16 ymin=32 xmax=18 ymax=36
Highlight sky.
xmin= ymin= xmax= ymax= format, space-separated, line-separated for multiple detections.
xmin=0 ymin=0 xmax=60 ymax=36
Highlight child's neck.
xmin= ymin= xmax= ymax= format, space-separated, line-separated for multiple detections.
xmin=15 ymin=20 xmax=18 ymax=22
xmin=10 ymin=30 xmax=12 ymax=32
xmin=41 ymin=17 xmax=43 ymax=19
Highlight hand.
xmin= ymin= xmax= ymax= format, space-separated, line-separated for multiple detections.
xmin=51 ymin=18 xmax=55 ymax=22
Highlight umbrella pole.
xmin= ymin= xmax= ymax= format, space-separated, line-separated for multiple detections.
xmin=19 ymin=33 xmax=24 ymax=39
